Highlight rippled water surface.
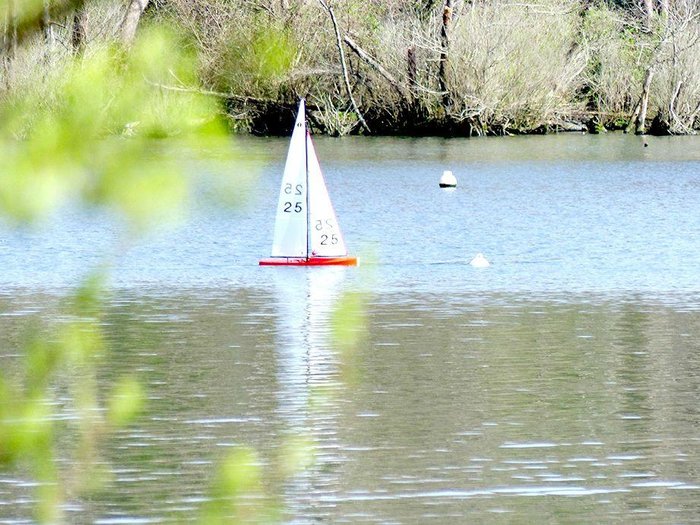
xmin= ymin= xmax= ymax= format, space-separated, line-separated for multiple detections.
xmin=1 ymin=134 xmax=700 ymax=523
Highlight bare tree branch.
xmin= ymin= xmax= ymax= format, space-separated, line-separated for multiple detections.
xmin=343 ymin=35 xmax=406 ymax=98
xmin=317 ymin=0 xmax=370 ymax=133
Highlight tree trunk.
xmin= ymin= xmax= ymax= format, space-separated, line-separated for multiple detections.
xmin=4 ymin=0 xmax=18 ymax=59
xmin=642 ymin=0 xmax=654 ymax=29
xmin=1 ymin=5 xmax=8 ymax=88
xmin=71 ymin=8 xmax=88 ymax=55
xmin=343 ymin=35 xmax=404 ymax=98
xmin=688 ymin=100 xmax=700 ymax=131
xmin=119 ymin=0 xmax=149 ymax=45
xmin=407 ymin=46 xmax=417 ymax=88
xmin=438 ymin=0 xmax=452 ymax=108
xmin=635 ymin=67 xmax=654 ymax=135
xmin=407 ymin=46 xmax=417 ymax=105
xmin=1 ymin=3 xmax=8 ymax=57
xmin=668 ymin=79 xmax=683 ymax=132
xmin=40 ymin=0 xmax=55 ymax=47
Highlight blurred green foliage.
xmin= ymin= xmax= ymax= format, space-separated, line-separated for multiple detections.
xmin=0 ymin=275 xmax=127 ymax=523
xmin=331 ymin=290 xmax=368 ymax=354
xmin=1 ymin=9 xmax=366 ymax=521
xmin=199 ymin=447 xmax=271 ymax=524
xmin=0 ymin=0 xmax=45 ymax=30
xmin=0 ymin=25 xmax=227 ymax=228
xmin=0 ymin=19 xmax=234 ymax=523
xmin=211 ymin=17 xmax=298 ymax=97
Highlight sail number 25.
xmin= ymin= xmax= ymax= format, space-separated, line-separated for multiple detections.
xmin=320 ymin=234 xmax=338 ymax=245
xmin=283 ymin=183 xmax=304 ymax=213
xmin=316 ymin=219 xmax=338 ymax=245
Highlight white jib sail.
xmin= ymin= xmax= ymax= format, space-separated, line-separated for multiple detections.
xmin=271 ymin=101 xmax=309 ymax=257
xmin=307 ymin=134 xmax=348 ymax=257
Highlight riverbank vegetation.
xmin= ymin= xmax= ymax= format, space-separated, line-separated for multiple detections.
xmin=2 ymin=1 xmax=700 ymax=137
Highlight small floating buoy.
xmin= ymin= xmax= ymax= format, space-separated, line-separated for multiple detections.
xmin=470 ymin=253 xmax=490 ymax=268
xmin=439 ymin=170 xmax=457 ymax=188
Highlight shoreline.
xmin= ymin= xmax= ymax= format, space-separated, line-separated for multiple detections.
xmin=224 ymin=97 xmax=696 ymax=138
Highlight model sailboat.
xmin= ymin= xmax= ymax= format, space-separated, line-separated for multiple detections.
xmin=259 ymin=100 xmax=357 ymax=266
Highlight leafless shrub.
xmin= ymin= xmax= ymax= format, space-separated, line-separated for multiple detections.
xmin=446 ymin=0 xmax=586 ymax=130
xmin=647 ymin=0 xmax=700 ymax=133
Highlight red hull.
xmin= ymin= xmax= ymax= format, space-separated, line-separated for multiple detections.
xmin=259 ymin=256 xmax=358 ymax=266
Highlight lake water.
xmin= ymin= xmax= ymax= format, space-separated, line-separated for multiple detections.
xmin=1 ymin=134 xmax=700 ymax=523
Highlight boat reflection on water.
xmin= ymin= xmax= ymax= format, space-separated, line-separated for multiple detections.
xmin=272 ymin=267 xmax=350 ymax=518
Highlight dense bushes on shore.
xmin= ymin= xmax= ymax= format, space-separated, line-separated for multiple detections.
xmin=2 ymin=0 xmax=699 ymax=136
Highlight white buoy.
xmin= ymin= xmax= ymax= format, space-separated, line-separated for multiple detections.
xmin=439 ymin=170 xmax=457 ymax=188
xmin=470 ymin=253 xmax=490 ymax=268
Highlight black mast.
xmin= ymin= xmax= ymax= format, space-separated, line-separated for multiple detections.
xmin=303 ymin=99 xmax=310 ymax=260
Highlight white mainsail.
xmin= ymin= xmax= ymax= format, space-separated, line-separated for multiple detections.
xmin=270 ymin=101 xmax=309 ymax=257
xmin=269 ymin=99 xmax=348 ymax=259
